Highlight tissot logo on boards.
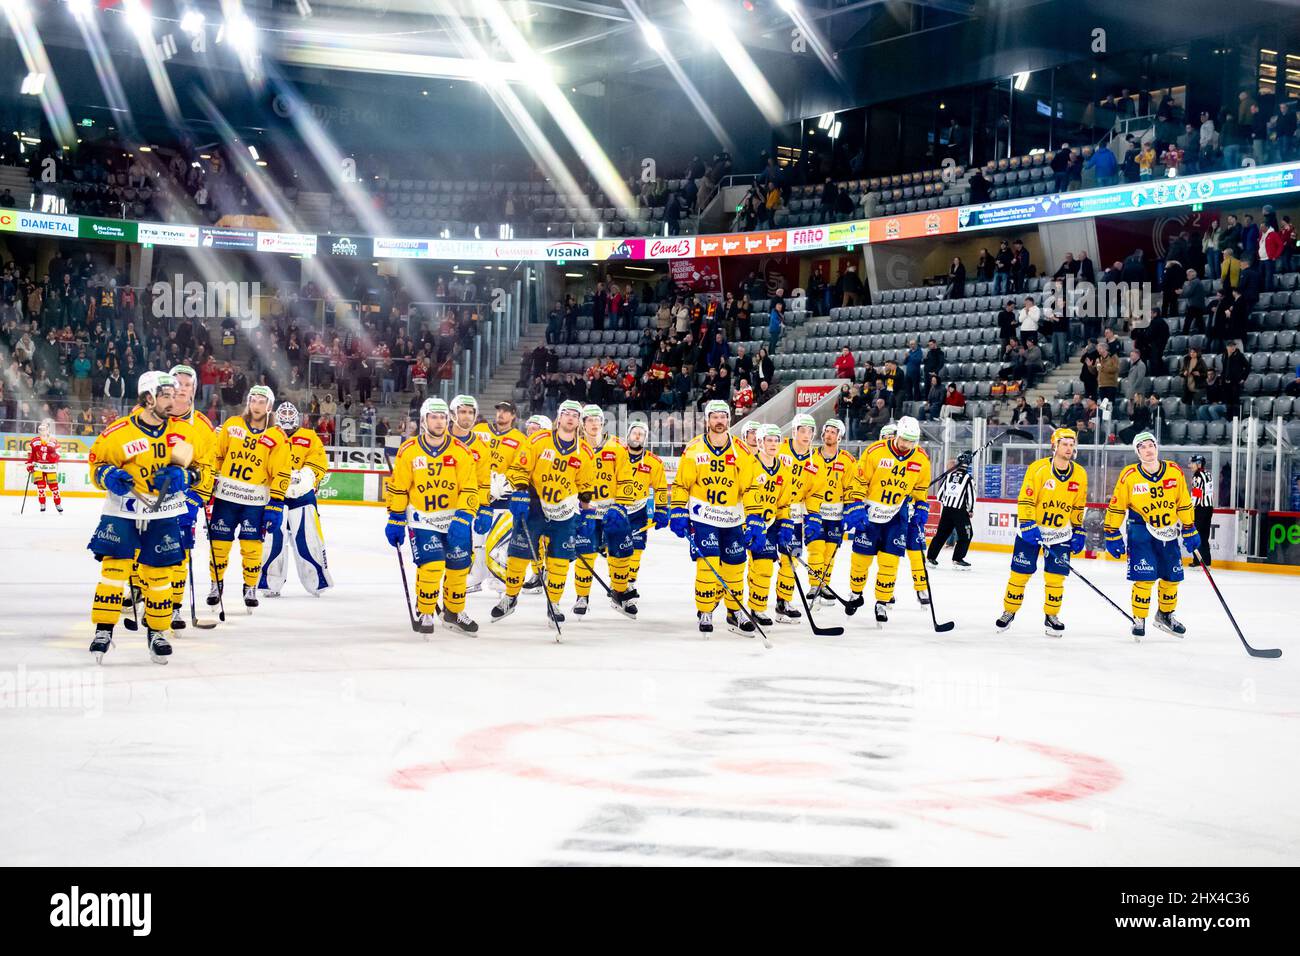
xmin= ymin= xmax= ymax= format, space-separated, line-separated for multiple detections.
xmin=49 ymin=886 xmax=151 ymax=936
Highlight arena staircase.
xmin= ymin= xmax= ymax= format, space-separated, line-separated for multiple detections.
xmin=477 ymin=323 xmax=550 ymax=410
xmin=0 ymin=166 xmax=34 ymax=211
xmin=1024 ymin=354 xmax=1083 ymax=407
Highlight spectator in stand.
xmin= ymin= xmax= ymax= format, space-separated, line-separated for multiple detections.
xmin=1249 ymin=103 xmax=1268 ymax=164
xmin=564 ymin=297 xmax=578 ymax=344
xmin=1010 ymin=239 xmax=1030 ymax=294
xmin=975 ymin=248 xmax=995 ymax=282
xmin=924 ymin=374 xmax=944 ymax=420
xmin=707 ymin=331 xmax=730 ymax=369
xmin=1180 ymin=346 xmax=1208 ymax=406
xmin=1241 ymin=214 xmax=1260 ymax=265
xmin=1219 ymin=245 xmax=1242 ymax=294
xmin=904 ymin=339 xmax=924 ymax=399
xmin=591 ymin=281 xmax=608 ymax=333
xmin=836 ymin=264 xmax=864 ymax=307
xmin=993 ymin=240 xmax=1014 ymax=296
xmin=1276 ymin=101 xmax=1297 ymax=162
xmin=733 ymin=345 xmax=752 ymax=384
xmin=945 ymin=257 xmax=966 ymax=300
xmin=1010 ymin=395 xmax=1034 ymax=426
xmin=1197 ymin=369 xmax=1229 ymax=421
xmin=1051 ymin=144 xmax=1072 ymax=193
xmin=996 ymin=298 xmax=1017 ymax=345
xmin=1259 ymin=211 xmax=1284 ymax=291
xmin=1017 ymin=295 xmax=1040 ymax=346
xmin=923 ymin=338 xmax=945 ymax=384
xmin=1022 ymin=340 xmax=1045 ymax=388
xmin=969 ymin=169 xmax=990 ymax=204
xmin=753 ymin=347 xmax=775 ymax=391
xmin=1221 ymin=340 xmax=1249 ymax=417
xmin=767 ymin=300 xmax=784 ymax=353
xmin=546 ymin=300 xmax=563 ymax=345
xmin=1053 ymin=252 xmax=1079 ymax=281
xmin=834 ymin=346 xmax=855 ymax=379
xmin=1123 ymin=348 xmax=1147 ymax=401
xmin=733 ymin=377 xmax=754 ymax=416
xmin=665 ymin=190 xmax=683 ymax=235
xmin=1180 ymin=268 xmax=1208 ymax=336
xmin=1097 ymin=342 xmax=1120 ymax=405
xmin=866 ymin=397 xmax=890 ymax=439
xmin=819 ymin=177 xmax=838 ymax=223
xmin=941 ymin=382 xmax=967 ymax=419
xmin=1063 ymin=394 xmax=1087 ymax=431
xmin=1085 ymin=143 xmax=1119 ymax=188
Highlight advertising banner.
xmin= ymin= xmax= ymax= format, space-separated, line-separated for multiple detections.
xmin=326 ymin=447 xmax=389 ymax=470
xmin=669 ymin=257 xmax=722 ymax=292
xmin=138 ymin=223 xmax=200 ymax=247
xmin=199 ymin=226 xmax=257 ymax=251
xmin=2 ymin=458 xmax=97 ymax=495
xmin=79 ymin=217 xmax=137 ymax=242
xmin=1262 ymin=511 xmax=1300 ymax=566
xmin=324 ymin=235 xmax=369 ymax=257
xmin=4 ymin=211 xmax=78 ymax=237
xmin=827 ymin=220 xmax=870 ymax=245
xmin=315 ymin=470 xmax=366 ymax=503
xmin=373 ymin=237 xmax=431 ymax=259
xmin=0 ymin=432 xmax=93 ymax=456
xmin=786 ymin=225 xmax=832 ymax=251
xmin=257 ymin=231 xmax=318 ymax=255
xmin=794 ymin=383 xmax=839 ymax=409
xmin=644 ymin=237 xmax=696 ymax=259
xmin=869 ymin=209 xmax=959 ymax=242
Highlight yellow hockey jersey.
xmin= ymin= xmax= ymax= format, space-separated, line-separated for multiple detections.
xmin=173 ymin=408 xmax=216 ymax=500
xmin=213 ymin=415 xmax=291 ymax=506
xmin=1104 ymin=461 xmax=1194 ymax=543
xmin=588 ymin=436 xmax=623 ymax=516
xmin=89 ymin=412 xmax=213 ymax=521
xmin=506 ymin=429 xmax=595 ymax=521
xmin=746 ymin=454 xmax=794 ymax=526
xmin=810 ymin=446 xmax=856 ymax=520
xmin=616 ymin=447 xmax=669 ymax=520
xmin=848 ymin=439 xmax=932 ymax=523
xmin=671 ymin=434 xmax=765 ymax=528
xmin=777 ymin=439 xmax=825 ymax=519
xmin=386 ymin=434 xmax=481 ymax=529
xmin=276 ymin=427 xmax=328 ymax=500
xmin=452 ymin=428 xmax=492 ymax=507
xmin=1016 ymin=458 xmax=1088 ymax=545
xmin=474 ymin=422 xmax=527 ymax=502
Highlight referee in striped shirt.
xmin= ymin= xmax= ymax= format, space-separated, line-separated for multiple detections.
xmin=927 ymin=452 xmax=976 ymax=568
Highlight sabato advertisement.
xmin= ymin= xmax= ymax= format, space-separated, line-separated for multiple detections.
xmin=5 ymin=160 xmax=1299 ymax=262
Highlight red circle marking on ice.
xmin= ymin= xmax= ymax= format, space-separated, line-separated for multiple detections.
xmin=389 ymin=715 xmax=1123 ymax=818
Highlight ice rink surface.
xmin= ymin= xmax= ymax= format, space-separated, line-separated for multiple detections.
xmin=2 ymin=498 xmax=1297 ymax=866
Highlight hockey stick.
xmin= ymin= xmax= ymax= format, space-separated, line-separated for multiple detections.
xmin=1068 ymin=563 xmax=1135 ymax=624
xmin=697 ymin=553 xmax=772 ymax=648
xmin=202 ymin=508 xmax=227 ymax=623
xmin=786 ymin=547 xmax=857 ymax=612
xmin=927 ymin=427 xmax=1035 ymax=489
xmin=393 ymin=543 xmax=419 ymax=632
xmin=1200 ymin=563 xmax=1282 ymax=659
xmin=575 ymin=553 xmax=614 ymax=597
xmin=123 ymin=582 xmax=141 ymax=632
xmin=519 ymin=519 xmax=562 ymax=641
xmin=18 ymin=471 xmax=31 ymax=515
xmin=917 ymin=556 xmax=955 ymax=633
xmin=187 ymin=559 xmax=217 ymax=629
xmin=784 ymin=547 xmax=844 ymax=636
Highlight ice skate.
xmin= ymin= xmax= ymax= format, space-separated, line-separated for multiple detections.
xmin=774 ymin=599 xmax=801 ymax=623
xmin=573 ymin=595 xmax=589 ymax=617
xmin=1131 ymin=616 xmax=1146 ymax=641
xmin=916 ymin=590 xmax=931 ymax=606
xmin=749 ymin=610 xmax=774 ymax=627
xmin=171 ymin=605 xmax=187 ymax=631
xmin=1153 ymin=610 xmax=1185 ymax=637
xmin=262 ymin=589 xmax=281 ymax=599
xmin=206 ymin=582 xmax=222 ymax=606
xmin=547 ymin=602 xmax=566 ymax=627
xmin=490 ymin=594 xmax=518 ymax=621
xmin=55 ymin=503 xmax=63 ymax=513
xmin=726 ymin=610 xmax=755 ymax=637
xmin=926 ymin=557 xmax=938 ymax=568
xmin=521 ymin=574 xmax=543 ymax=594
xmin=952 ymin=558 xmax=972 ymax=569
xmin=147 ymin=629 xmax=172 ymax=664
xmin=609 ymin=590 xmax=638 ymax=619
xmin=995 ymin=611 xmax=1015 ymax=631
xmin=89 ymin=626 xmax=113 ymax=664
xmin=1044 ymin=614 xmax=1065 ymax=638
xmin=416 ymin=613 xmax=437 ymax=635
xmin=697 ymin=611 xmax=713 ymax=636
xmin=844 ymin=591 xmax=865 ymax=616
xmin=874 ymin=601 xmax=889 ymax=626
xmin=243 ymin=585 xmax=259 ymax=610
xmin=443 ymin=609 xmax=478 ymax=635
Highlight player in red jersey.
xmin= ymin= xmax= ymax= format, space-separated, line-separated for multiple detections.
xmin=26 ymin=420 xmax=63 ymax=513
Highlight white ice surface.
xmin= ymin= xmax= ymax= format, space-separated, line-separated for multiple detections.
xmin=1 ymin=497 xmax=1297 ymax=866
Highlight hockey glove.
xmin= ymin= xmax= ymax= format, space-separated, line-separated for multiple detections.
xmin=152 ymin=464 xmax=189 ymax=496
xmin=1018 ymin=522 xmax=1043 ymax=548
xmin=385 ymin=511 xmax=408 ymax=547
xmin=653 ymin=507 xmax=669 ymax=531
xmin=473 ymin=508 xmax=493 ymax=535
xmin=776 ymin=517 xmax=796 ymax=551
xmin=744 ymin=514 xmax=768 ymax=551
xmin=1104 ymin=529 xmax=1126 ymax=559
xmin=909 ymin=501 xmax=930 ymax=538
xmin=669 ymin=506 xmax=690 ymax=539
xmin=804 ymin=514 xmax=823 ymax=543
xmin=1070 ymin=529 xmax=1087 ymax=555
xmin=448 ymin=510 xmax=474 ymax=552
xmin=261 ymin=499 xmax=285 ymax=537
xmin=842 ymin=500 xmax=867 ymax=534
xmin=25 ymin=462 xmax=34 ymax=473
xmin=604 ymin=504 xmax=630 ymax=539
xmin=507 ymin=488 xmax=531 ymax=522
xmin=100 ymin=465 xmax=134 ymax=497
xmin=1182 ymin=529 xmax=1201 ymax=555
xmin=578 ymin=511 xmax=598 ymax=544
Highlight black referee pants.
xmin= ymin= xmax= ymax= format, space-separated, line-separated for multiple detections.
xmin=926 ymin=507 xmax=973 ymax=563
xmin=1193 ymin=507 xmax=1213 ymax=567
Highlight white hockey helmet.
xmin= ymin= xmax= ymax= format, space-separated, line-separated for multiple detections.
xmin=169 ymin=363 xmax=197 ymax=383
xmin=879 ymin=423 xmax=898 ymax=440
xmin=246 ymin=384 xmax=275 ymax=408
xmin=37 ymin=419 xmax=52 ymax=436
xmin=450 ymin=393 xmax=478 ymax=414
xmin=896 ymin=415 xmax=922 ymax=442
xmin=740 ymin=419 xmax=762 ymax=440
xmin=420 ymin=397 xmax=451 ymax=426
xmin=760 ymin=424 xmax=783 ymax=441
xmin=625 ymin=419 xmax=649 ymax=447
xmin=581 ymin=403 xmax=605 ymax=423
xmin=137 ymin=370 xmax=177 ymax=399
xmin=275 ymin=401 xmax=301 ymax=432
xmin=791 ymin=413 xmax=816 ymax=434
xmin=822 ymin=418 xmax=846 ymax=440
xmin=704 ymin=399 xmax=731 ymax=418
xmin=1132 ymin=430 xmax=1157 ymax=454
xmin=527 ymin=414 xmax=552 ymax=432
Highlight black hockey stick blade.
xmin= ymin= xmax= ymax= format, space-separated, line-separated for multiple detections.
xmin=1070 ymin=564 xmax=1135 ymax=624
xmin=918 ymin=557 xmax=955 ymax=632
xmin=788 ymin=549 xmax=856 ymax=613
xmin=188 ymin=561 xmax=218 ymax=628
xmin=1003 ymin=428 xmax=1036 ymax=441
xmin=788 ymin=553 xmax=844 ymax=636
xmin=1201 ymin=564 xmax=1281 ymax=658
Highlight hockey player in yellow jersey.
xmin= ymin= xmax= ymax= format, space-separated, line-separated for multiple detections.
xmin=164 ymin=364 xmax=217 ymax=630
xmin=670 ymin=400 xmax=767 ymax=635
xmin=259 ymin=402 xmax=333 ymax=598
xmin=875 ymin=422 xmax=933 ymax=608
xmin=87 ymin=371 xmax=208 ymax=664
xmin=472 ymin=401 xmax=527 ymax=593
xmin=842 ymin=415 xmax=932 ymax=625
xmin=772 ymin=414 xmax=825 ymax=624
xmin=493 ymin=399 xmax=596 ymax=628
xmin=1104 ymin=432 xmax=1198 ymax=640
xmin=996 ymin=427 xmax=1089 ymax=637
xmin=208 ymin=385 xmax=291 ymax=612
xmin=518 ymin=414 xmax=553 ymax=590
xmin=806 ymin=418 xmax=855 ymax=607
xmin=572 ymin=404 xmax=623 ymax=617
xmin=385 ymin=397 xmax=481 ymax=634
xmin=602 ymin=419 xmax=669 ymax=617
xmin=449 ymin=395 xmax=494 ymax=595
xmin=743 ymin=424 xmax=794 ymax=626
